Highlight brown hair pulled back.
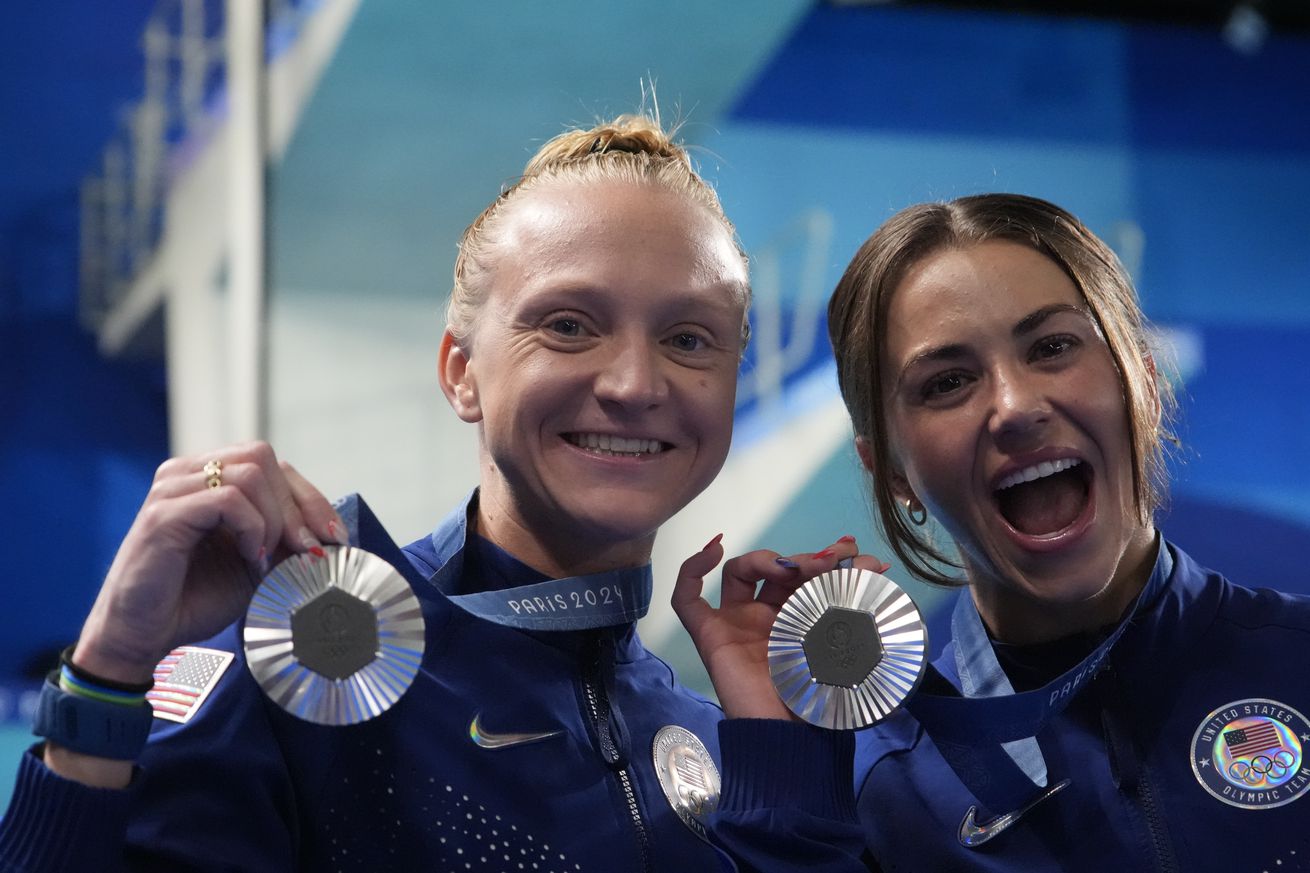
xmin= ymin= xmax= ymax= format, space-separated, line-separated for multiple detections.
xmin=828 ymin=193 xmax=1175 ymax=586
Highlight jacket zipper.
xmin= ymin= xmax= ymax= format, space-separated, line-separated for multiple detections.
xmin=582 ymin=636 xmax=652 ymax=873
xmin=1136 ymin=765 xmax=1179 ymax=873
xmin=1097 ymin=665 xmax=1179 ymax=873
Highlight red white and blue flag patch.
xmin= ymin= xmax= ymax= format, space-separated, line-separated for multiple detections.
xmin=1223 ymin=723 xmax=1282 ymax=758
xmin=147 ymin=646 xmax=234 ymax=724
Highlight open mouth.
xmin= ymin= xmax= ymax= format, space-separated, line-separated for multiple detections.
xmin=564 ymin=433 xmax=668 ymax=457
xmin=994 ymin=458 xmax=1091 ymax=537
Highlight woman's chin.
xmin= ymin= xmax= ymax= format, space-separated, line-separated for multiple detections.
xmin=555 ymin=505 xmax=664 ymax=554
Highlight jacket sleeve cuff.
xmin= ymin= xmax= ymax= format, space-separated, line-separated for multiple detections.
xmin=0 ymin=745 xmax=133 ymax=871
xmin=717 ymin=718 xmax=857 ymax=822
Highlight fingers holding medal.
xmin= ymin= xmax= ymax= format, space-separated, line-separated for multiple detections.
xmin=159 ymin=443 xmax=347 ymax=565
xmin=675 ymin=535 xmax=872 ymax=723
xmin=75 ymin=442 xmax=349 ymax=684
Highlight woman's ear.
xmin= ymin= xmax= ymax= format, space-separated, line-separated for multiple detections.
xmin=854 ymin=435 xmax=876 ymax=476
xmin=438 ymin=330 xmax=482 ymax=423
xmin=855 ymin=435 xmax=916 ymax=505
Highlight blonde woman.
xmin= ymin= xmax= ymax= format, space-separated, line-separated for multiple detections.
xmin=0 ymin=114 xmax=854 ymax=872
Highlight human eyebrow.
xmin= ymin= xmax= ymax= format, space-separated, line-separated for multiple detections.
xmin=654 ymin=287 xmax=747 ymax=326
xmin=519 ymin=284 xmax=606 ymax=309
xmin=894 ymin=343 xmax=969 ymax=394
xmin=1012 ymin=304 xmax=1090 ymax=338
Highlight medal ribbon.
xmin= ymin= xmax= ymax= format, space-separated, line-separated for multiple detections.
xmin=447 ymin=566 xmax=654 ymax=631
xmin=339 ymin=492 xmax=654 ymax=632
xmin=904 ymin=542 xmax=1173 ymax=811
xmin=952 ymin=594 xmax=1050 ymax=790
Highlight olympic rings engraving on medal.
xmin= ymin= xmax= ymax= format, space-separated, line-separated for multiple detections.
xmin=1190 ymin=698 xmax=1310 ymax=810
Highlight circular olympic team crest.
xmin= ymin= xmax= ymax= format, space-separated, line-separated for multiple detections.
xmin=1190 ymin=698 xmax=1310 ymax=810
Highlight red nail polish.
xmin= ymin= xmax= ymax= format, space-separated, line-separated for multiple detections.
xmin=814 ymin=548 xmax=836 ymax=560
xmin=310 ymin=546 xmax=326 ymax=559
xmin=837 ymin=534 xmax=857 ymax=544
xmin=704 ymin=533 xmax=724 ymax=551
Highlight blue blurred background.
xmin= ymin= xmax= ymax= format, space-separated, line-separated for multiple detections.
xmin=3 ymin=0 xmax=1308 ymax=805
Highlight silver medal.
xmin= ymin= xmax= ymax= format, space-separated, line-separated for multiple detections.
xmin=652 ymin=725 xmax=721 ymax=842
xmin=769 ymin=566 xmax=927 ymax=730
xmin=243 ymin=545 xmax=425 ymax=725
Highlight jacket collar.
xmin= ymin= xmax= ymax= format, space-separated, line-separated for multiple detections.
xmin=401 ymin=490 xmax=646 ymax=661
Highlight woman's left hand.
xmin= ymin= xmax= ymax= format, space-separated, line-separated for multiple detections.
xmin=672 ymin=535 xmax=889 ymax=721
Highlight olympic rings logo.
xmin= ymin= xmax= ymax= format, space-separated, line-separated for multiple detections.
xmin=1228 ymin=749 xmax=1297 ymax=785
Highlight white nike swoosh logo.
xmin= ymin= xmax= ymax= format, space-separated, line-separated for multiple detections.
xmin=958 ymin=778 xmax=1071 ymax=847
xmin=469 ymin=712 xmax=563 ymax=750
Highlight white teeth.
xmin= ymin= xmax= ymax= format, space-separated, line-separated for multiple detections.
xmin=567 ymin=434 xmax=665 ymax=456
xmin=997 ymin=458 xmax=1081 ymax=491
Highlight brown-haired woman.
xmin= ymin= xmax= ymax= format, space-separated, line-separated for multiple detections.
xmin=0 ymin=113 xmax=853 ymax=872
xmin=675 ymin=193 xmax=1310 ymax=871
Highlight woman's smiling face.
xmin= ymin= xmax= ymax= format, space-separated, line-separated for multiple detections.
xmin=881 ymin=240 xmax=1157 ymax=642
xmin=440 ymin=179 xmax=748 ymax=574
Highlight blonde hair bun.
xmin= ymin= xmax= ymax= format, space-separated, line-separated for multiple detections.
xmin=524 ymin=114 xmax=689 ymax=176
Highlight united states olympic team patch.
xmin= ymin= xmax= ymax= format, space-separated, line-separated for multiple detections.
xmin=1190 ymin=698 xmax=1310 ymax=809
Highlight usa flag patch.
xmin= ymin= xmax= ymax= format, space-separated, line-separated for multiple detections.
xmin=147 ymin=646 xmax=234 ymax=724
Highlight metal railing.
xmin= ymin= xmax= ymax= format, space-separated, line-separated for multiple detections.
xmin=78 ymin=0 xmax=317 ymax=340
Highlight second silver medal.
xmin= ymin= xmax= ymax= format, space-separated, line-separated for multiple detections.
xmin=768 ymin=566 xmax=927 ymax=730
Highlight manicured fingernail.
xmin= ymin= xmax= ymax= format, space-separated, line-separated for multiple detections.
xmin=837 ymin=534 xmax=857 ymax=544
xmin=775 ymin=557 xmax=799 ymax=569
xmin=703 ymin=533 xmax=724 ymax=551
xmin=813 ymin=548 xmax=837 ymax=560
xmin=299 ymin=527 xmax=326 ymax=558
xmin=328 ymin=519 xmax=350 ymax=545
xmin=877 ymin=561 xmax=893 ymax=573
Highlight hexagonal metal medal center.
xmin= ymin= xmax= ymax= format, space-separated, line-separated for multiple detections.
xmin=802 ymin=606 xmax=883 ymax=688
xmin=290 ymin=587 xmax=379 ymax=680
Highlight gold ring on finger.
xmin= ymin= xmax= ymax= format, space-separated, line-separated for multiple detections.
xmin=203 ymin=459 xmax=223 ymax=489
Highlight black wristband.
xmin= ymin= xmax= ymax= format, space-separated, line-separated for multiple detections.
xmin=33 ymin=675 xmax=155 ymax=760
xmin=60 ymin=644 xmax=155 ymax=695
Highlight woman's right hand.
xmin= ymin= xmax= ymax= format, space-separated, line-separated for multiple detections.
xmin=672 ymin=535 xmax=889 ymax=721
xmin=45 ymin=442 xmax=345 ymax=786
xmin=71 ymin=441 xmax=348 ymax=685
